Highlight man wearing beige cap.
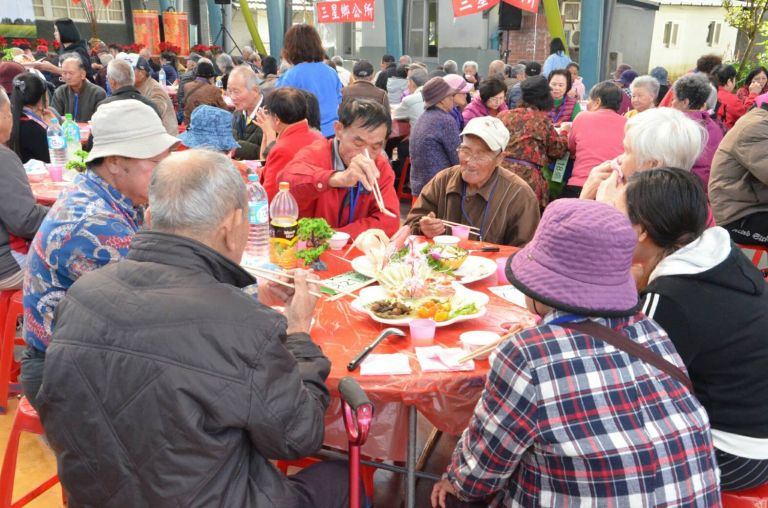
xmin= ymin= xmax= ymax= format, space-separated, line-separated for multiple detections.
xmin=405 ymin=116 xmax=540 ymax=246
xmin=21 ymin=99 xmax=179 ymax=410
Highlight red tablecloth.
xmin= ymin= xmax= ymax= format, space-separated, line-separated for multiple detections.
xmin=312 ymin=242 xmax=534 ymax=461
xmin=29 ymin=178 xmax=73 ymax=205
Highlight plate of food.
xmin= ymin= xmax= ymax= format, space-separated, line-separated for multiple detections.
xmin=351 ymin=282 xmax=489 ymax=327
xmin=351 ymin=248 xmax=496 ymax=284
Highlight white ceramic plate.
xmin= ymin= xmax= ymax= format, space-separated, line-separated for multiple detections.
xmin=351 ymin=255 xmax=496 ymax=284
xmin=350 ymin=283 xmax=489 ymax=327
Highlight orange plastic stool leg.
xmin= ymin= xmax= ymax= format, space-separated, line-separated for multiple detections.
xmin=0 ymin=397 xmax=60 ymax=508
xmin=0 ymin=291 xmax=23 ymax=414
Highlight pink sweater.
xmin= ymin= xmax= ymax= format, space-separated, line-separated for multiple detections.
xmin=567 ymin=109 xmax=627 ymax=187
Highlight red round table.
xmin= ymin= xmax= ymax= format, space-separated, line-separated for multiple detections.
xmin=305 ymin=241 xmax=533 ymax=507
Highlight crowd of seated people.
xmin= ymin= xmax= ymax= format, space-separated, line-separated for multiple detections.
xmin=2 ymin=24 xmax=768 ymax=507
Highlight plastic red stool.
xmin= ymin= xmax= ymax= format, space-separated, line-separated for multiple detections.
xmin=0 ymin=291 xmax=23 ymax=414
xmin=397 ymin=156 xmax=412 ymax=201
xmin=0 ymin=396 xmax=61 ymax=508
xmin=737 ymin=244 xmax=768 ymax=268
xmin=275 ymin=457 xmax=376 ymax=504
xmin=722 ymin=483 xmax=768 ymax=507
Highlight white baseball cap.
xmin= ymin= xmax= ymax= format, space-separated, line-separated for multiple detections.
xmin=460 ymin=116 xmax=510 ymax=153
xmin=86 ymin=100 xmax=179 ymax=162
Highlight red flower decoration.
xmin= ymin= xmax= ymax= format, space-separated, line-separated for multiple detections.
xmin=158 ymin=41 xmax=181 ymax=54
xmin=0 ymin=36 xmax=7 ymax=49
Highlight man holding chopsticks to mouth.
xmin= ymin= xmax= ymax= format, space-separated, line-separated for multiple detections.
xmin=405 ymin=116 xmax=540 ymax=247
xmin=280 ymin=98 xmax=400 ymax=239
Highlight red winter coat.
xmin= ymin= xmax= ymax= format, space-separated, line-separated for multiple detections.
xmin=716 ymin=86 xmax=756 ymax=130
xmin=262 ymin=120 xmax=325 ymax=201
xmin=280 ymin=139 xmax=400 ymax=239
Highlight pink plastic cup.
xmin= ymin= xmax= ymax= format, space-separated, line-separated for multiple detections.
xmin=451 ymin=224 xmax=470 ymax=240
xmin=409 ymin=319 xmax=436 ymax=347
xmin=48 ymin=165 xmax=63 ymax=182
xmin=496 ymin=257 xmax=508 ymax=284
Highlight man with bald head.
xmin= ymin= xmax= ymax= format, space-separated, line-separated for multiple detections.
xmin=488 ymin=59 xmax=505 ymax=80
xmin=38 ymin=149 xmax=351 ymax=507
xmin=228 ymin=64 xmax=264 ymax=160
xmin=50 ymin=53 xmax=106 ymax=122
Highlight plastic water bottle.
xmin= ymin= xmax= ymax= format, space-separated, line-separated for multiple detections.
xmin=246 ymin=174 xmax=270 ymax=261
xmin=269 ymin=181 xmax=299 ymax=270
xmin=158 ymin=68 xmax=166 ymax=87
xmin=61 ymin=113 xmax=80 ymax=162
xmin=47 ymin=117 xmax=67 ymax=166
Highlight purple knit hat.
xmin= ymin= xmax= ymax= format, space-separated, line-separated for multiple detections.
xmin=505 ymin=199 xmax=639 ymax=316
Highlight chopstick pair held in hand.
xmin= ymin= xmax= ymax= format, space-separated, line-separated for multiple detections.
xmin=363 ymin=149 xmax=398 ymax=219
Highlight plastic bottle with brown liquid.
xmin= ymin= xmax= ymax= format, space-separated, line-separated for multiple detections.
xmin=269 ymin=182 xmax=299 ymax=269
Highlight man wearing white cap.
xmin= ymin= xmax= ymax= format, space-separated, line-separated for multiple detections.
xmin=21 ymin=99 xmax=179 ymax=410
xmin=405 ymin=116 xmax=540 ymax=246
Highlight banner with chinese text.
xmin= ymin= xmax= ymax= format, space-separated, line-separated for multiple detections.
xmin=162 ymin=11 xmax=189 ymax=55
xmin=316 ymin=1 xmax=374 ymax=23
xmin=452 ymin=0 xmax=500 ymax=17
xmin=133 ymin=10 xmax=160 ymax=55
xmin=502 ymin=0 xmax=540 ymax=14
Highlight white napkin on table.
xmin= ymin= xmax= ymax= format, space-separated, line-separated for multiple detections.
xmin=360 ymin=353 xmax=412 ymax=376
xmin=488 ymin=285 xmax=528 ymax=308
xmin=415 ymin=346 xmax=475 ymax=372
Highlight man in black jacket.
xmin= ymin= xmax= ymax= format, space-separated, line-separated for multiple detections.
xmin=97 ymin=59 xmax=159 ymax=116
xmin=375 ymin=54 xmax=397 ymax=90
xmin=38 ymin=149 xmax=350 ymax=508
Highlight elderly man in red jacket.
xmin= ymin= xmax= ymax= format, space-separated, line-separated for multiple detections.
xmin=280 ymin=98 xmax=400 ymax=238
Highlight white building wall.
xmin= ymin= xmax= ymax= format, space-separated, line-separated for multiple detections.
xmin=647 ymin=5 xmax=738 ymax=78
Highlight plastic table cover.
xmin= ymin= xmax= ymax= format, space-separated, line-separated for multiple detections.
xmin=312 ymin=240 xmax=535 ymax=462
xmin=30 ymin=179 xmax=73 ymax=205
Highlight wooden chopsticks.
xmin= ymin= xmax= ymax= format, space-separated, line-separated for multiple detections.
xmin=242 ymin=265 xmax=358 ymax=299
xmin=364 ymin=149 xmax=398 ymax=219
xmin=441 ymin=220 xmax=480 ymax=232
xmin=457 ymin=324 xmax=525 ymax=364
xmin=440 ymin=219 xmax=480 ymax=235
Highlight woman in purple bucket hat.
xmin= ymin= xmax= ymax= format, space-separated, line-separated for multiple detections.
xmin=432 ymin=198 xmax=719 ymax=508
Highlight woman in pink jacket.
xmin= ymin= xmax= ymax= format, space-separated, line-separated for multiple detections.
xmin=462 ymin=77 xmax=508 ymax=123
xmin=564 ymin=81 xmax=627 ymax=198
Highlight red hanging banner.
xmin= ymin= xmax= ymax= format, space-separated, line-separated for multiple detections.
xmin=502 ymin=0 xmax=540 ymax=14
xmin=132 ymin=10 xmax=161 ymax=55
xmin=452 ymin=0 xmax=500 ymax=17
xmin=162 ymin=11 xmax=190 ymax=56
xmin=316 ymin=1 xmax=375 ymax=23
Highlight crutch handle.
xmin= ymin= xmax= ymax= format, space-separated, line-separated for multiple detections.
xmin=339 ymin=377 xmax=371 ymax=411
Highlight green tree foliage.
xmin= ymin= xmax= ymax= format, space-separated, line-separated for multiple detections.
xmin=724 ymin=0 xmax=768 ymax=75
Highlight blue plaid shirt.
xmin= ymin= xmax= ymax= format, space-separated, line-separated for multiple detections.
xmin=23 ymin=171 xmax=139 ymax=352
xmin=447 ymin=311 xmax=720 ymax=507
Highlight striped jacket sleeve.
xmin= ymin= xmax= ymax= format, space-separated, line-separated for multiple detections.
xmin=642 ymin=292 xmax=698 ymax=367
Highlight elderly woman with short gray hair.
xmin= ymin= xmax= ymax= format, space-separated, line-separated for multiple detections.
xmin=671 ymin=72 xmax=725 ymax=191
xmin=625 ymin=75 xmax=660 ymax=118
xmin=462 ymin=60 xmax=480 ymax=89
xmin=215 ymin=52 xmax=234 ymax=90
xmin=581 ymin=107 xmax=705 ymax=207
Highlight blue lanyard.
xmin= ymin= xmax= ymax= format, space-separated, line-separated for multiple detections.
xmin=550 ymin=101 xmax=565 ymax=123
xmin=22 ymin=108 xmax=48 ymax=129
xmin=460 ymin=173 xmax=500 ymax=239
xmin=73 ymin=93 xmax=79 ymax=121
xmin=338 ymin=182 xmax=362 ymax=226
xmin=548 ymin=314 xmax=585 ymax=325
